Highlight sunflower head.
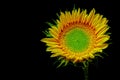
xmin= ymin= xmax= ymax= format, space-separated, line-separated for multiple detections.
xmin=41 ymin=8 xmax=110 ymax=67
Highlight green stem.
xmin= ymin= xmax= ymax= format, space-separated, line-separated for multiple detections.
xmin=82 ymin=61 xmax=89 ymax=80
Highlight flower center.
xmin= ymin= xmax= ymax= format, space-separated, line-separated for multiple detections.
xmin=64 ymin=28 xmax=90 ymax=53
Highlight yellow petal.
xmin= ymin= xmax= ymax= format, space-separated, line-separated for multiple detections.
xmin=81 ymin=9 xmax=87 ymax=23
xmin=92 ymin=14 xmax=100 ymax=26
xmin=89 ymin=53 xmax=95 ymax=58
xmin=72 ymin=9 xmax=77 ymax=21
xmin=51 ymin=49 xmax=64 ymax=53
xmin=77 ymin=8 xmax=80 ymax=16
xmin=95 ymin=43 xmax=109 ymax=49
xmin=101 ymin=18 xmax=108 ymax=25
xmin=86 ymin=8 xmax=95 ymax=25
xmin=93 ymin=14 xmax=103 ymax=26
xmin=95 ymin=24 xmax=107 ymax=34
xmin=60 ymin=12 xmax=66 ymax=24
xmin=41 ymin=38 xmax=56 ymax=43
xmin=65 ymin=11 xmax=70 ymax=23
xmin=46 ymin=44 xmax=59 ymax=47
xmin=51 ymin=26 xmax=58 ymax=33
xmin=49 ymin=28 xmax=58 ymax=39
xmin=58 ymin=22 xmax=64 ymax=32
xmin=96 ymin=26 xmax=109 ymax=36
xmin=76 ymin=8 xmax=81 ymax=21
xmin=73 ymin=57 xmax=79 ymax=63
xmin=51 ymin=53 xmax=61 ymax=57
xmin=96 ymin=35 xmax=110 ymax=44
xmin=78 ymin=57 xmax=83 ymax=62
xmin=46 ymin=47 xmax=61 ymax=52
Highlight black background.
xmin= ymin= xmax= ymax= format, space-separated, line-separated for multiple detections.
xmin=31 ymin=0 xmax=116 ymax=80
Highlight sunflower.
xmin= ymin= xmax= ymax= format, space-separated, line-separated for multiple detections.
xmin=41 ymin=8 xmax=110 ymax=67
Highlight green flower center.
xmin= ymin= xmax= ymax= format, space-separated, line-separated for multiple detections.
xmin=64 ymin=28 xmax=90 ymax=53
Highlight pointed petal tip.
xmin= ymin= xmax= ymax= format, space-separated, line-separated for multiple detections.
xmin=40 ymin=38 xmax=45 ymax=42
